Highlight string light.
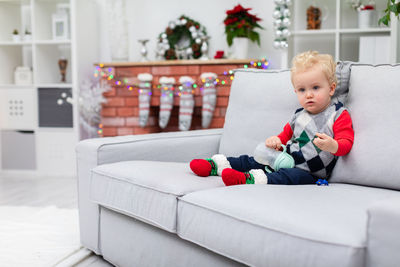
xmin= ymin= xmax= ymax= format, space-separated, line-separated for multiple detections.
xmin=97 ymin=123 xmax=103 ymax=135
xmin=94 ymin=59 xmax=269 ymax=93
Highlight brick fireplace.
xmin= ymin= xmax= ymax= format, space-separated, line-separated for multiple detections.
xmin=98 ymin=59 xmax=258 ymax=137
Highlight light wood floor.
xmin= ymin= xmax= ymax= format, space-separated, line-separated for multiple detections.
xmin=0 ymin=173 xmax=113 ymax=267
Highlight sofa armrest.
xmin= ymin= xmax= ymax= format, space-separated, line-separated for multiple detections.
xmin=76 ymin=128 xmax=223 ymax=254
xmin=366 ymin=197 xmax=400 ymax=267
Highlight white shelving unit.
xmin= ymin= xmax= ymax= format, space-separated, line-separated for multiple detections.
xmin=288 ymin=0 xmax=399 ymax=64
xmin=0 ymin=0 xmax=78 ymax=177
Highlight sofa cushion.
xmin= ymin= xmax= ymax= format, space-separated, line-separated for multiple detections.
xmin=334 ymin=61 xmax=353 ymax=103
xmin=177 ymin=184 xmax=399 ymax=267
xmin=90 ymin=161 xmax=224 ymax=233
xmin=219 ymin=69 xmax=298 ymax=156
xmin=330 ymin=64 xmax=400 ymax=190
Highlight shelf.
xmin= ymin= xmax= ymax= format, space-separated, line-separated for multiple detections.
xmin=292 ymin=29 xmax=336 ymax=35
xmin=0 ymin=45 xmax=24 ymax=84
xmin=34 ymin=39 xmax=71 ymax=45
xmin=293 ymin=0 xmax=337 ymax=32
xmin=34 ymin=0 xmax=70 ymax=41
xmin=0 ymin=0 xmax=78 ymax=175
xmin=293 ymin=28 xmax=390 ymax=36
xmin=0 ymin=84 xmax=72 ymax=88
xmin=0 ymin=1 xmax=26 ymax=42
xmin=0 ymin=0 xmax=30 ymax=4
xmin=0 ymin=85 xmax=34 ymax=89
xmin=289 ymin=0 xmax=398 ymax=64
xmin=339 ymin=28 xmax=391 ymax=34
xmin=0 ymin=41 xmax=33 ymax=46
xmin=292 ymin=34 xmax=336 ymax=58
xmin=0 ymin=40 xmax=71 ymax=46
xmin=36 ymin=83 xmax=72 ymax=88
xmin=35 ymin=44 xmax=72 ymax=84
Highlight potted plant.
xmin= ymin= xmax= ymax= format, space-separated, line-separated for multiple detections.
xmin=12 ymin=29 xmax=20 ymax=42
xmin=224 ymin=4 xmax=263 ymax=59
xmin=349 ymin=0 xmax=376 ymax=28
xmin=24 ymin=29 xmax=32 ymax=42
xmin=379 ymin=0 xmax=400 ymax=25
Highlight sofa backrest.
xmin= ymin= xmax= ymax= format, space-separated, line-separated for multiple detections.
xmin=220 ymin=64 xmax=400 ymax=191
xmin=330 ymin=64 xmax=400 ymax=190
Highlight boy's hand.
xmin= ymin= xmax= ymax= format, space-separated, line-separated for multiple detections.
xmin=313 ymin=133 xmax=338 ymax=154
xmin=265 ymin=136 xmax=282 ymax=151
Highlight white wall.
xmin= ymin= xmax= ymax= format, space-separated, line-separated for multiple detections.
xmin=76 ymin=0 xmax=99 ymax=82
xmin=97 ymin=0 xmax=285 ymax=69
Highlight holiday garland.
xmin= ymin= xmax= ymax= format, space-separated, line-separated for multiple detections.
xmin=273 ymin=0 xmax=292 ymax=49
xmin=157 ymin=15 xmax=208 ymax=60
xmin=94 ymin=58 xmax=269 ymax=91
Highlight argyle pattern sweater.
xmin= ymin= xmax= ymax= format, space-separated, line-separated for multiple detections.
xmin=277 ymin=102 xmax=354 ymax=179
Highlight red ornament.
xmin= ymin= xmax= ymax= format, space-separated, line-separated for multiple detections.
xmin=214 ymin=50 xmax=224 ymax=59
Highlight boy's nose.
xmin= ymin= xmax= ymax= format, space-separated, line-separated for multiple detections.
xmin=306 ymin=91 xmax=313 ymax=98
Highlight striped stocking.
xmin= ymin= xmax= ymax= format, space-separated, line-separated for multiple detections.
xmin=178 ymin=76 xmax=195 ymax=131
xmin=200 ymin=72 xmax=218 ymax=128
xmin=137 ymin=73 xmax=153 ymax=127
xmin=159 ymin=76 xmax=175 ymax=129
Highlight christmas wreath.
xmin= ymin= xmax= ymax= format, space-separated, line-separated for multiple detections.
xmin=157 ymin=15 xmax=208 ymax=60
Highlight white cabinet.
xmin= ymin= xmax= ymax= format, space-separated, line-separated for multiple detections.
xmin=288 ymin=0 xmax=399 ymax=64
xmin=0 ymin=0 xmax=78 ymax=176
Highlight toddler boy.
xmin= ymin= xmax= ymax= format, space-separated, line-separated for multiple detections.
xmin=190 ymin=51 xmax=354 ymax=186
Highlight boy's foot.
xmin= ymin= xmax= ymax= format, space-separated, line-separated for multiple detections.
xmin=190 ymin=154 xmax=232 ymax=177
xmin=222 ymin=168 xmax=268 ymax=186
xmin=221 ymin=168 xmax=249 ymax=185
xmin=190 ymin=159 xmax=218 ymax=177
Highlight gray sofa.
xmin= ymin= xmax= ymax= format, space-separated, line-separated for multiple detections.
xmin=76 ymin=64 xmax=400 ymax=267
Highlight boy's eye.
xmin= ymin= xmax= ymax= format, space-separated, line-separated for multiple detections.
xmin=313 ymin=86 xmax=319 ymax=90
xmin=298 ymin=88 xmax=305 ymax=92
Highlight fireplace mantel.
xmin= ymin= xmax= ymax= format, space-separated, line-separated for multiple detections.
xmin=96 ymin=59 xmax=254 ymax=67
xmin=98 ymin=59 xmax=262 ymax=137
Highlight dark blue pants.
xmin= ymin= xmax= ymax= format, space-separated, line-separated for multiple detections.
xmin=227 ymin=155 xmax=318 ymax=185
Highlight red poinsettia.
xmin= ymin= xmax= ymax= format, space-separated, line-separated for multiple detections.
xmin=224 ymin=4 xmax=263 ymax=46
xmin=226 ymin=4 xmax=251 ymax=15
xmin=362 ymin=5 xmax=375 ymax=10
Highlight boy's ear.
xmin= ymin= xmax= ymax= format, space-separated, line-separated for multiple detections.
xmin=329 ymin=82 xmax=336 ymax=96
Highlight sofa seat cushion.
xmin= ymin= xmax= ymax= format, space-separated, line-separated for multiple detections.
xmin=177 ymin=183 xmax=399 ymax=267
xmin=90 ymin=161 xmax=224 ymax=233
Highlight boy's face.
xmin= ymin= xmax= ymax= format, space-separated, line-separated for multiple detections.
xmin=292 ymin=66 xmax=336 ymax=114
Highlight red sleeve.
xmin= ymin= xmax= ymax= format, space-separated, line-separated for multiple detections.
xmin=333 ymin=110 xmax=354 ymax=156
xmin=277 ymin=123 xmax=293 ymax=145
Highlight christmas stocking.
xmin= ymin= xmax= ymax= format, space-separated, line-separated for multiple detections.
xmin=137 ymin=73 xmax=153 ymax=127
xmin=190 ymin=154 xmax=232 ymax=177
xmin=159 ymin=76 xmax=175 ymax=129
xmin=178 ymin=76 xmax=195 ymax=131
xmin=222 ymin=169 xmax=268 ymax=186
xmin=200 ymin=72 xmax=218 ymax=128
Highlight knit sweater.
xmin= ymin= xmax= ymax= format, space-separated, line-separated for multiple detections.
xmin=277 ymin=102 xmax=354 ymax=178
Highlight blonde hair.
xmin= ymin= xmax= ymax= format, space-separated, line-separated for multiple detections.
xmin=291 ymin=51 xmax=337 ymax=85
